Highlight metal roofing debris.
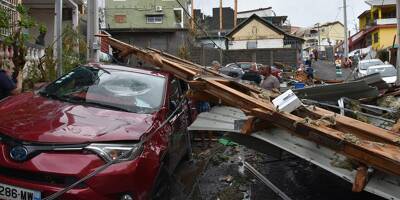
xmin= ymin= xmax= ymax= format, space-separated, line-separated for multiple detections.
xmin=294 ymin=81 xmax=379 ymax=102
xmin=353 ymin=73 xmax=389 ymax=90
xmin=188 ymin=106 xmax=248 ymax=132
xmin=190 ymin=106 xmax=400 ymax=200
xmin=104 ymin=34 xmax=400 ymax=186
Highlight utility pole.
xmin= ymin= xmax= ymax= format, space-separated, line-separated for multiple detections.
xmin=87 ymin=0 xmax=100 ymax=62
xmin=191 ymin=0 xmax=195 ymax=30
xmin=396 ymin=0 xmax=400 ymax=85
xmin=234 ymin=0 xmax=238 ymax=27
xmin=219 ymin=0 xmax=223 ymax=31
xmin=343 ymin=0 xmax=349 ymax=57
xmin=219 ymin=0 xmax=223 ymax=65
xmin=55 ymin=0 xmax=63 ymax=78
xmin=317 ymin=23 xmax=321 ymax=47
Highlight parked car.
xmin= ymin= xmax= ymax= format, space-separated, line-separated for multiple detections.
xmin=220 ymin=62 xmax=282 ymax=80
xmin=367 ymin=65 xmax=398 ymax=85
xmin=0 ymin=64 xmax=196 ymax=200
xmin=356 ymin=59 xmax=384 ymax=78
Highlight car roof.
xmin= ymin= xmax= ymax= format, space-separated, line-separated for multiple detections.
xmin=359 ymin=59 xmax=382 ymax=63
xmin=367 ymin=64 xmax=395 ymax=69
xmin=87 ymin=63 xmax=168 ymax=78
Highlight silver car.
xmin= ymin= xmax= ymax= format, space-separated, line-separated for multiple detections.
xmin=356 ymin=59 xmax=384 ymax=78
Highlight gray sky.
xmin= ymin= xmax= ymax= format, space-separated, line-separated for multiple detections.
xmin=195 ymin=0 xmax=369 ymax=34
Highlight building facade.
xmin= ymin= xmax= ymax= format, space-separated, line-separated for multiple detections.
xmin=349 ymin=0 xmax=397 ymax=51
xmin=105 ymin=0 xmax=189 ymax=55
xmin=22 ymin=0 xmax=84 ymax=47
xmin=226 ymin=14 xmax=303 ymax=50
xmin=301 ymin=21 xmax=344 ymax=50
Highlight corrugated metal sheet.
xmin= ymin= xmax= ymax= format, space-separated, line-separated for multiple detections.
xmin=189 ymin=106 xmax=400 ymax=200
xmin=293 ymin=81 xmax=379 ymax=101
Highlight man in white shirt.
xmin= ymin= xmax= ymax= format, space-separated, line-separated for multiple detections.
xmin=260 ymin=65 xmax=280 ymax=91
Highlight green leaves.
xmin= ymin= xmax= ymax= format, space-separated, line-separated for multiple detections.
xmin=0 ymin=9 xmax=10 ymax=29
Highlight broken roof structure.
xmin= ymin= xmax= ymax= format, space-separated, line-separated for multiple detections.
xmin=100 ymin=34 xmax=400 ymax=199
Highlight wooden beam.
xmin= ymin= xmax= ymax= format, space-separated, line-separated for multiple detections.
xmin=302 ymin=106 xmax=400 ymax=145
xmin=102 ymin=34 xmax=400 ymax=177
xmin=352 ymin=166 xmax=368 ymax=192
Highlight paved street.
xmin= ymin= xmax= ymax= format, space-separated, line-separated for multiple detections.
xmin=313 ymin=60 xmax=353 ymax=81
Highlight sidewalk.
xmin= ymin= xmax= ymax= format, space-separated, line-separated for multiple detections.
xmin=313 ymin=60 xmax=353 ymax=81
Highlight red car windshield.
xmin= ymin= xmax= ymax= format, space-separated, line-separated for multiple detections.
xmin=40 ymin=66 xmax=166 ymax=114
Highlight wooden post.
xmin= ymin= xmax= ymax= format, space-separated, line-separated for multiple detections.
xmin=234 ymin=0 xmax=238 ymax=27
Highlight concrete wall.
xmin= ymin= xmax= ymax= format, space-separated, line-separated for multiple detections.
xmin=197 ymin=38 xmax=227 ymax=50
xmin=228 ymin=39 xmax=284 ymax=49
xmin=28 ymin=8 xmax=54 ymax=46
xmin=372 ymin=27 xmax=396 ymax=49
xmin=190 ymin=47 xmax=298 ymax=67
xmin=110 ymin=29 xmax=188 ymax=56
xmin=105 ymin=0 xmax=188 ymax=29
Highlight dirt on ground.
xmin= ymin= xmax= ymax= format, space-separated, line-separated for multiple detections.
xmin=169 ymin=137 xmax=385 ymax=200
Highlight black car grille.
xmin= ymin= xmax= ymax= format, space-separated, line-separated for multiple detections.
xmin=0 ymin=166 xmax=87 ymax=188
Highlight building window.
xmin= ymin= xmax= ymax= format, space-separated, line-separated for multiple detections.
xmin=174 ymin=8 xmax=183 ymax=28
xmin=374 ymin=32 xmax=379 ymax=43
xmin=114 ymin=15 xmax=127 ymax=23
xmin=146 ymin=15 xmax=163 ymax=24
xmin=247 ymin=41 xmax=257 ymax=49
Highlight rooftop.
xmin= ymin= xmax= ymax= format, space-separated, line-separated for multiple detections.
xmin=365 ymin=0 xmax=396 ymax=6
xmin=237 ymin=7 xmax=272 ymax=14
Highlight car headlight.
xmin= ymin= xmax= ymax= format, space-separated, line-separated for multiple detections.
xmin=85 ymin=143 xmax=142 ymax=162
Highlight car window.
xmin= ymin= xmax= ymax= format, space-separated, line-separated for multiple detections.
xmin=359 ymin=60 xmax=384 ymax=70
xmin=367 ymin=67 xmax=397 ymax=77
xmin=41 ymin=66 xmax=165 ymax=114
xmin=240 ymin=63 xmax=252 ymax=70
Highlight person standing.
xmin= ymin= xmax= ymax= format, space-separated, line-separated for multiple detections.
xmin=260 ymin=65 xmax=280 ymax=91
xmin=0 ymin=65 xmax=22 ymax=100
xmin=241 ymin=63 xmax=262 ymax=84
xmin=211 ymin=60 xmax=221 ymax=71
xmin=313 ymin=49 xmax=319 ymax=61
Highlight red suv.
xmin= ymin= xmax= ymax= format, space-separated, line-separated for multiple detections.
xmin=0 ymin=64 xmax=195 ymax=200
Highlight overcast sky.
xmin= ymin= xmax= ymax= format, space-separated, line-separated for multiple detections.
xmin=194 ymin=0 xmax=369 ymax=34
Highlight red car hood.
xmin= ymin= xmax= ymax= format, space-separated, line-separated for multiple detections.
xmin=0 ymin=93 xmax=157 ymax=144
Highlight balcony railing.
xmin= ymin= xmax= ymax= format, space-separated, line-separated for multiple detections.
xmin=0 ymin=0 xmax=18 ymax=37
xmin=374 ymin=18 xmax=396 ymax=25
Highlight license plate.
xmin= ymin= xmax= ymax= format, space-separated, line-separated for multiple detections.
xmin=0 ymin=183 xmax=41 ymax=200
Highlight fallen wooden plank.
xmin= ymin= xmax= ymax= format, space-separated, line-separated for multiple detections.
xmin=102 ymin=34 xmax=400 ymax=177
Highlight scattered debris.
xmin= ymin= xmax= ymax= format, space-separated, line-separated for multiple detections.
xmin=330 ymin=156 xmax=354 ymax=171
xmin=343 ymin=133 xmax=362 ymax=145
xmin=219 ymin=138 xmax=238 ymax=146
xmin=219 ymin=175 xmax=234 ymax=183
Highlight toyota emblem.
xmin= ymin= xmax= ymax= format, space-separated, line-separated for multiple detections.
xmin=10 ymin=146 xmax=29 ymax=162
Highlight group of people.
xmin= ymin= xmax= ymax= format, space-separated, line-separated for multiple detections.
xmin=334 ymin=56 xmax=353 ymax=68
xmin=211 ymin=61 xmax=280 ymax=91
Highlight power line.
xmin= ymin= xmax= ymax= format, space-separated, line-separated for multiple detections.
xmin=174 ymin=0 xmax=237 ymax=64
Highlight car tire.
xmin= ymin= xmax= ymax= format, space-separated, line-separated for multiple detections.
xmin=152 ymin=164 xmax=172 ymax=200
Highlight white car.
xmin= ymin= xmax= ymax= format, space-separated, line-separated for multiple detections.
xmin=357 ymin=59 xmax=384 ymax=78
xmin=366 ymin=65 xmax=398 ymax=84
